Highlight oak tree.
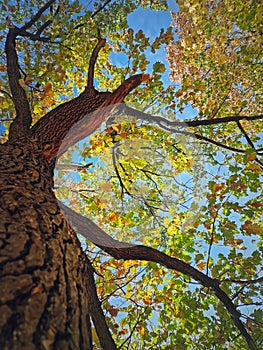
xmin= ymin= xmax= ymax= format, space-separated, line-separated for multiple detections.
xmin=0 ymin=1 xmax=262 ymax=349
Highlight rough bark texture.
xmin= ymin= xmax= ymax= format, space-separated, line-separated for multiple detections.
xmin=0 ymin=140 xmax=93 ymax=350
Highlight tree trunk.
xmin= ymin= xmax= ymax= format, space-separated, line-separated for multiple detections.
xmin=0 ymin=139 xmax=93 ymax=350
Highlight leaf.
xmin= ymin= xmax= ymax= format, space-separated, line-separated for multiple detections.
xmin=100 ymin=182 xmax=112 ymax=192
xmin=212 ymin=183 xmax=224 ymax=194
xmin=242 ymin=221 xmax=263 ymax=236
xmin=245 ymin=164 xmax=262 ymax=173
xmin=197 ymin=262 xmax=206 ymax=271
xmin=153 ymin=61 xmax=165 ymax=73
xmin=245 ymin=152 xmax=257 ymax=163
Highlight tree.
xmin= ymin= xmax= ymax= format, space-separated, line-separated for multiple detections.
xmin=0 ymin=1 xmax=262 ymax=349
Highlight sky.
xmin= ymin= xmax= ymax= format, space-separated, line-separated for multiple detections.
xmin=128 ymin=0 xmax=178 ymax=36
xmin=111 ymin=0 xmax=178 ymax=84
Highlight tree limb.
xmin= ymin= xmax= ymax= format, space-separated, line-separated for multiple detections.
xmin=58 ymin=74 xmax=148 ymax=158
xmin=5 ymin=27 xmax=32 ymax=140
xmin=5 ymin=1 xmax=58 ymax=140
xmin=123 ymin=105 xmax=263 ymax=128
xmin=86 ymin=260 xmax=117 ymax=350
xmin=19 ymin=0 xmax=56 ymax=32
xmin=58 ymin=200 xmax=258 ymax=350
xmin=86 ymin=36 xmax=106 ymax=92
xmin=91 ymin=0 xmax=112 ymax=19
xmin=74 ymin=0 xmax=113 ymax=30
xmin=121 ymin=106 xmax=262 ymax=154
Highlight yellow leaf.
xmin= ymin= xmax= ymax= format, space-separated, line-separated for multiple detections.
xmin=108 ymin=212 xmax=119 ymax=223
xmin=143 ymin=296 xmax=152 ymax=305
xmin=18 ymin=79 xmax=25 ymax=87
xmin=212 ymin=183 xmax=224 ymax=194
xmin=246 ymin=164 xmax=262 ymax=173
xmin=100 ymin=182 xmax=112 ymax=192
xmin=197 ymin=262 xmax=206 ymax=271
xmin=137 ymin=324 xmax=145 ymax=335
xmin=245 ymin=152 xmax=257 ymax=162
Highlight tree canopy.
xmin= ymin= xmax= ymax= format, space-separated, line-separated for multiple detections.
xmin=0 ymin=0 xmax=262 ymax=349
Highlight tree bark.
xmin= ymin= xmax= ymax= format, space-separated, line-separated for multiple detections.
xmin=0 ymin=140 xmax=93 ymax=350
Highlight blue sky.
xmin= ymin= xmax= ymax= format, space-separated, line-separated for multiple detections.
xmin=111 ymin=0 xmax=178 ymax=83
xmin=128 ymin=0 xmax=178 ymax=37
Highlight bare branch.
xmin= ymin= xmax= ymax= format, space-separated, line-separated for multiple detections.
xmin=4 ymin=1 xmax=59 ymax=139
xmin=112 ymin=147 xmax=132 ymax=197
xmin=158 ymin=123 xmax=247 ymax=154
xmin=74 ymin=0 xmax=112 ymax=30
xmin=56 ymin=163 xmax=93 ymax=172
xmin=236 ymin=120 xmax=263 ymax=168
xmin=35 ymin=19 xmax=52 ymax=36
xmin=236 ymin=120 xmax=255 ymax=149
xmin=221 ymin=276 xmax=263 ymax=285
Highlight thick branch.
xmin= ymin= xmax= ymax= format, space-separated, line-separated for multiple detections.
xmin=122 ymin=106 xmax=262 ymax=154
xmin=58 ymin=200 xmax=132 ymax=248
xmin=5 ymin=1 xmax=58 ymax=140
xmin=5 ymin=28 xmax=32 ymax=140
xmin=57 ymin=74 xmax=148 ymax=158
xmin=123 ymin=106 xmax=263 ymax=128
xmin=30 ymin=74 xmax=147 ymax=161
xmin=86 ymin=261 xmax=117 ymax=350
xmin=86 ymin=37 xmax=106 ymax=92
xmin=59 ymin=201 xmax=258 ymax=350
xmin=18 ymin=28 xmax=51 ymax=42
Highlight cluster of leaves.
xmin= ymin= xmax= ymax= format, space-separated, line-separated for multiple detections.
xmin=167 ymin=0 xmax=263 ymax=119
xmin=56 ymin=120 xmax=206 ymax=246
xmin=55 ymin=1 xmax=263 ymax=347
xmin=0 ymin=0 xmax=175 ymax=139
xmin=56 ymin=118 xmax=263 ymax=348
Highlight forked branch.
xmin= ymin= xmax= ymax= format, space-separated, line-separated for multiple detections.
xmin=5 ymin=0 xmax=57 ymax=140
xmin=19 ymin=0 xmax=56 ymax=32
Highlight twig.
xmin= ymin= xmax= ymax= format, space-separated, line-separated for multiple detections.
xmin=112 ymin=147 xmax=132 ymax=197
xmin=0 ymin=89 xmax=14 ymax=102
xmin=91 ymin=0 xmax=112 ymax=19
xmin=236 ymin=120 xmax=255 ymax=149
xmin=19 ymin=0 xmax=56 ymax=32
xmin=74 ymin=0 xmax=113 ymax=30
